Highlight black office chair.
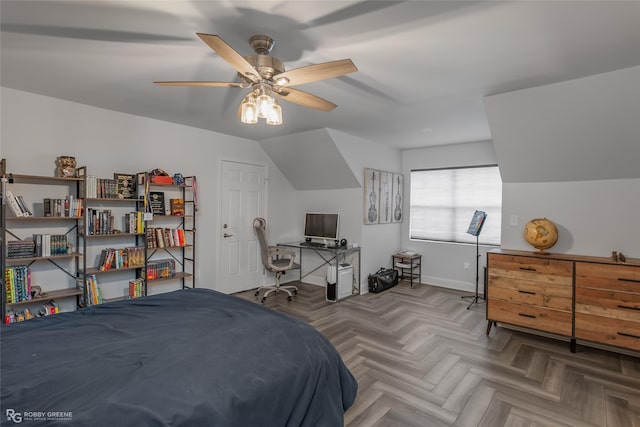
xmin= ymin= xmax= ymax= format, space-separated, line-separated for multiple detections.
xmin=253 ymin=217 xmax=300 ymax=303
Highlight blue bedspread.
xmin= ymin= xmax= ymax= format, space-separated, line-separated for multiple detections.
xmin=1 ymin=289 xmax=358 ymax=426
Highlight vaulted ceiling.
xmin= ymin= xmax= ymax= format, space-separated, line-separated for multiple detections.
xmin=2 ymin=1 xmax=639 ymax=149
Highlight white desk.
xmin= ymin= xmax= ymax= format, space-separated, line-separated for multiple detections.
xmin=277 ymin=242 xmax=361 ymax=300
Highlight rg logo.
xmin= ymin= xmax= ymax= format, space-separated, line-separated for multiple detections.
xmin=6 ymin=409 xmax=23 ymax=423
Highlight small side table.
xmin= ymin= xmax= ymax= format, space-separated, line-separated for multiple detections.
xmin=392 ymin=253 xmax=422 ymax=287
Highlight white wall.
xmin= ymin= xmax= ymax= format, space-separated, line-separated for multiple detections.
xmin=0 ymin=88 xmax=297 ymax=296
xmin=330 ymin=130 xmax=403 ymax=292
xmin=486 ymin=67 xmax=640 ymax=259
xmin=502 ymin=179 xmax=640 ymax=257
xmin=401 ymin=140 xmax=498 ymax=294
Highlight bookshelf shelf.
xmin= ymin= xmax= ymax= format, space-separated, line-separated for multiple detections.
xmin=82 ymin=232 xmax=145 ymax=238
xmin=6 ymin=288 xmax=84 ymax=307
xmin=147 ymin=271 xmax=193 ymax=285
xmin=1 ymin=159 xmax=85 ymax=322
xmin=6 ymin=252 xmax=82 ymax=263
xmin=5 ymin=216 xmax=83 ymax=221
xmin=85 ymin=265 xmax=145 ymax=275
xmin=85 ymin=197 xmax=141 ymax=203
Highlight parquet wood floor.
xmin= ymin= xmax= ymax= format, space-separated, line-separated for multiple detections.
xmin=234 ymin=281 xmax=640 ymax=427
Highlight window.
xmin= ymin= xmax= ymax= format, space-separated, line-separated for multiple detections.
xmin=410 ymin=165 xmax=502 ymax=245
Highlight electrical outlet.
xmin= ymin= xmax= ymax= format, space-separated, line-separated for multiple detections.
xmin=464 ymin=262 xmax=470 ymax=270
xmin=509 ymin=214 xmax=518 ymax=226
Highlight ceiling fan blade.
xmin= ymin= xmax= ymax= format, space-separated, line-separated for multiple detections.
xmin=196 ymin=33 xmax=260 ymax=83
xmin=153 ymin=81 xmax=246 ymax=88
xmin=274 ymin=87 xmax=337 ymax=112
xmin=274 ymin=59 xmax=357 ymax=86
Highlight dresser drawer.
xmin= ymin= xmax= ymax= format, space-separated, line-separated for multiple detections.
xmin=489 ymin=276 xmax=572 ymax=311
xmin=575 ymin=313 xmax=640 ymax=351
xmin=576 ymin=262 xmax=640 ymax=292
xmin=488 ymin=299 xmax=572 ymax=336
xmin=488 ymin=254 xmax=573 ymax=285
xmin=575 ymin=287 xmax=640 ymax=321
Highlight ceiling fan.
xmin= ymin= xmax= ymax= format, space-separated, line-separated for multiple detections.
xmin=154 ymin=33 xmax=358 ymax=125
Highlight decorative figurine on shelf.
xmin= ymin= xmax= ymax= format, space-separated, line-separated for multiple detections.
xmin=173 ymin=173 xmax=185 ymax=185
xmin=56 ymin=156 xmax=77 ymax=177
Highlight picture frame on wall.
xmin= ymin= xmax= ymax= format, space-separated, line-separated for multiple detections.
xmin=363 ymin=168 xmax=379 ymax=224
xmin=392 ymin=173 xmax=404 ymax=223
xmin=378 ymin=171 xmax=392 ymax=224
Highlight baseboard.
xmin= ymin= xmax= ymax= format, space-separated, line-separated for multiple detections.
xmin=421 ymin=275 xmax=482 ymax=295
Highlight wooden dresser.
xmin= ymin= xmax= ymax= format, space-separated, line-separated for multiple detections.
xmin=486 ymin=249 xmax=640 ymax=354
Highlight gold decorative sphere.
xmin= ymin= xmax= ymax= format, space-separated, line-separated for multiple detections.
xmin=523 ymin=218 xmax=558 ymax=253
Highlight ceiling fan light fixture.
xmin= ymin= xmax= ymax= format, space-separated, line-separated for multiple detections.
xmin=240 ymin=95 xmax=258 ymax=124
xmin=266 ymin=100 xmax=283 ymax=126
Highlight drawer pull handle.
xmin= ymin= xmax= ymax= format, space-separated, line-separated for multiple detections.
xmin=519 ymin=267 xmax=537 ymax=272
xmin=518 ymin=290 xmax=536 ymax=295
xmin=618 ymin=278 xmax=640 ymax=284
xmin=518 ymin=313 xmax=536 ymax=319
xmin=617 ymin=305 xmax=640 ymax=311
xmin=617 ymin=332 xmax=640 ymax=340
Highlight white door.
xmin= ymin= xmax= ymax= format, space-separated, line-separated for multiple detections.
xmin=218 ymin=161 xmax=266 ymax=293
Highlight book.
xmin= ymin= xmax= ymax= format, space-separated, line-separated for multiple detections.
xmin=466 ymin=210 xmax=487 ymax=237
xmin=5 ymin=190 xmax=25 ymax=217
xmin=170 ymin=198 xmax=184 ymax=215
xmin=16 ymin=195 xmax=33 ymax=216
xmin=114 ymin=173 xmax=136 ymax=199
xmin=149 ymin=191 xmax=166 ymax=215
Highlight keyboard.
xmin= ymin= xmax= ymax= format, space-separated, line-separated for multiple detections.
xmin=300 ymin=241 xmax=325 ymax=248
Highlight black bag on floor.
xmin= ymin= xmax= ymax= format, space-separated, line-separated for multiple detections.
xmin=368 ymin=268 xmax=398 ymax=293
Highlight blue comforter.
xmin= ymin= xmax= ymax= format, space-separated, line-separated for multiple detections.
xmin=1 ymin=289 xmax=358 ymax=426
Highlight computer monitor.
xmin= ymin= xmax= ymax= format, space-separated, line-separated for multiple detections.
xmin=304 ymin=212 xmax=339 ymax=241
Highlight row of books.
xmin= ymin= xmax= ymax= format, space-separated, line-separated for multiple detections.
xmin=84 ymin=275 xmax=103 ymax=306
xmin=5 ymin=190 xmax=33 ymax=217
xmin=85 ymin=175 xmax=137 ymax=199
xmin=7 ymin=235 xmax=70 ymax=259
xmin=44 ymin=196 xmax=83 ymax=217
xmin=7 ymin=240 xmax=36 ymax=259
xmin=34 ymin=234 xmax=70 ymax=257
xmin=124 ymin=211 xmax=145 ymax=234
xmin=4 ymin=302 xmax=59 ymax=324
xmin=129 ymin=278 xmax=144 ymax=299
xmin=145 ymin=259 xmax=176 ymax=281
xmin=97 ymin=246 xmax=145 ymax=271
xmin=146 ymin=227 xmax=186 ymax=248
xmin=5 ymin=266 xmax=31 ymax=304
xmin=86 ymin=208 xmax=116 ymax=235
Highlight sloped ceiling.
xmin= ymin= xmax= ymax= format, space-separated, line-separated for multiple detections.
xmin=485 ymin=66 xmax=640 ymax=183
xmin=2 ymin=1 xmax=639 ymax=149
xmin=259 ymin=128 xmax=360 ymax=190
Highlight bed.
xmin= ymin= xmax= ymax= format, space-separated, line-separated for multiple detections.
xmin=1 ymin=288 xmax=358 ymax=426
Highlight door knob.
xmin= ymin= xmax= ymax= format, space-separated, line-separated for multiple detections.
xmin=223 ymin=233 xmax=233 ymax=238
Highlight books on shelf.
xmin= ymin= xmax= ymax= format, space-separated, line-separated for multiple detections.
xmin=85 ymin=274 xmax=103 ymax=306
xmin=43 ymin=196 xmax=83 ymax=217
xmin=7 ymin=240 xmax=36 ymax=259
xmin=129 ymin=278 xmax=144 ymax=299
xmin=4 ymin=265 xmax=31 ymax=303
xmin=145 ymin=259 xmax=176 ymax=281
xmin=5 ymin=190 xmax=32 ymax=217
xmin=124 ymin=211 xmax=145 ymax=234
xmin=170 ymin=198 xmax=184 ymax=215
xmin=146 ymin=227 xmax=186 ymax=249
xmin=97 ymin=246 xmax=145 ymax=271
xmin=85 ymin=175 xmax=123 ymax=199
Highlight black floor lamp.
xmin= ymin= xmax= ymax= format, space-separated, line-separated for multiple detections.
xmin=461 ymin=210 xmax=486 ymax=310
